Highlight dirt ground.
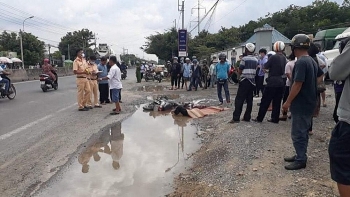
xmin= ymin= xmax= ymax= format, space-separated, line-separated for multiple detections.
xmin=161 ymin=83 xmax=340 ymax=197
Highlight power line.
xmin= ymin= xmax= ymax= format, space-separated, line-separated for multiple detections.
xmin=0 ymin=14 xmax=67 ymax=35
xmin=0 ymin=1 xmax=75 ymax=32
xmin=213 ymin=0 xmax=249 ymax=24
xmin=190 ymin=0 xmax=220 ymax=33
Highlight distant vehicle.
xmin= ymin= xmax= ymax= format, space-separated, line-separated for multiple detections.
xmin=39 ymin=71 xmax=58 ymax=92
xmin=314 ymin=27 xmax=347 ymax=51
xmin=322 ymin=27 xmax=350 ymax=76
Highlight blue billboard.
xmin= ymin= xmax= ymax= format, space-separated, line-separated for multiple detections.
xmin=178 ymin=29 xmax=187 ymax=57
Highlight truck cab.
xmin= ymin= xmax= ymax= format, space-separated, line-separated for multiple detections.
xmin=314 ymin=28 xmax=347 ymax=51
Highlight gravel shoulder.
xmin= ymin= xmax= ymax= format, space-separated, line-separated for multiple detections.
xmin=168 ymin=84 xmax=340 ymax=197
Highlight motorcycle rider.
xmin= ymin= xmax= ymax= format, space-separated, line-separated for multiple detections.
xmin=120 ymin=61 xmax=127 ymax=78
xmin=42 ymin=58 xmax=56 ymax=83
xmin=0 ymin=66 xmax=11 ymax=95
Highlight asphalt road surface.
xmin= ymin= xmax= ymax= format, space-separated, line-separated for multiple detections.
xmin=0 ymin=69 xmax=139 ymax=196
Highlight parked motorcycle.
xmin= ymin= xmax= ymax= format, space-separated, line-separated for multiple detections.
xmin=40 ymin=71 xmax=58 ymax=92
xmin=154 ymin=71 xmax=163 ymax=83
xmin=0 ymin=74 xmax=16 ymax=100
xmin=121 ymin=69 xmax=127 ymax=80
xmin=144 ymin=71 xmax=154 ymax=82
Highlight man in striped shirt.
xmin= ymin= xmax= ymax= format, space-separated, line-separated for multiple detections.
xmin=229 ymin=43 xmax=258 ymax=123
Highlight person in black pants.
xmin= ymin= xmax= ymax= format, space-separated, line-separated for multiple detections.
xmin=333 ymin=81 xmax=344 ymax=123
xmin=170 ymin=57 xmax=181 ymax=90
xmin=255 ymin=49 xmax=268 ymax=97
xmin=253 ymin=41 xmax=287 ymax=124
xmin=229 ymin=43 xmax=258 ymax=123
xmin=188 ymin=59 xmax=202 ymax=91
xmin=97 ymin=57 xmax=110 ymax=104
xmin=178 ymin=60 xmax=184 ymax=89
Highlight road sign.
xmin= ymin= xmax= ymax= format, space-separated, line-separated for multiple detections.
xmin=178 ymin=29 xmax=187 ymax=57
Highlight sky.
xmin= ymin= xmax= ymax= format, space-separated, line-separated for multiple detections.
xmin=0 ymin=0 xmax=344 ymax=61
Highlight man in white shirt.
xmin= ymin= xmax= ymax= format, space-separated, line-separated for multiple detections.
xmin=99 ymin=56 xmax=122 ymax=115
xmin=0 ymin=67 xmax=11 ymax=94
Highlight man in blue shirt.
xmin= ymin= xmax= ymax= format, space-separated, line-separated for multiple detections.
xmin=98 ymin=57 xmax=110 ymax=104
xmin=255 ymin=48 xmax=268 ymax=97
xmin=230 ymin=43 xmax=258 ymax=123
xmin=216 ymin=53 xmax=230 ymax=105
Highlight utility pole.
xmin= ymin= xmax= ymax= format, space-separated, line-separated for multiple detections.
xmin=20 ymin=29 xmax=24 ymax=69
xmin=68 ymin=44 xmax=70 ymax=60
xmin=93 ymin=33 xmax=98 ymax=49
xmin=191 ymin=0 xmax=206 ymax=34
xmin=48 ymin=44 xmax=51 ymax=64
xmin=178 ymin=0 xmax=185 ymax=29
xmin=173 ymin=19 xmax=177 ymax=29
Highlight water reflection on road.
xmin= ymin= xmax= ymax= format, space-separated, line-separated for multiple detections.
xmin=36 ymin=106 xmax=200 ymax=197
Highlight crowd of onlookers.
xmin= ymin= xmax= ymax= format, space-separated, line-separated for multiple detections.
xmin=165 ymin=33 xmax=350 ymax=196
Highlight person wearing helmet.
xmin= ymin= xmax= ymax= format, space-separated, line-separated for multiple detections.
xmin=253 ymin=41 xmax=287 ymax=124
xmin=282 ymin=34 xmax=324 ymax=171
xmin=328 ymin=32 xmax=350 ymax=196
xmin=231 ymin=48 xmax=237 ymax=65
xmin=229 ymin=43 xmax=258 ymax=123
xmin=169 ymin=57 xmax=181 ymax=90
xmin=188 ymin=59 xmax=201 ymax=91
xmin=201 ymin=59 xmax=209 ymax=89
xmin=42 ymin=58 xmax=57 ymax=82
xmin=178 ymin=59 xmax=184 ymax=89
xmin=182 ymin=58 xmax=192 ymax=90
xmin=215 ymin=53 xmax=230 ymax=104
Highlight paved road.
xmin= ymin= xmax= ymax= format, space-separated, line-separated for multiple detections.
xmin=0 ymin=69 xmax=138 ymax=196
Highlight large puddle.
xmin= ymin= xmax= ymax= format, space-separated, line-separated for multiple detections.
xmin=36 ymin=106 xmax=201 ymax=197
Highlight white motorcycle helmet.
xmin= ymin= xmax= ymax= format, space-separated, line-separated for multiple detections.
xmin=245 ymin=43 xmax=256 ymax=53
xmin=273 ymin=41 xmax=286 ymax=52
xmin=267 ymin=51 xmax=276 ymax=58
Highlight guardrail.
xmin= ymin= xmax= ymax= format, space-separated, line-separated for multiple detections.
xmin=8 ymin=67 xmax=74 ymax=82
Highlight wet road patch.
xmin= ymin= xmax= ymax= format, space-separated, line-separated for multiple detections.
xmin=36 ymin=105 xmax=201 ymax=197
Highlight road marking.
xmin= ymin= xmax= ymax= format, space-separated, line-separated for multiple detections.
xmin=13 ymin=75 xmax=74 ymax=84
xmin=0 ymin=103 xmax=77 ymax=141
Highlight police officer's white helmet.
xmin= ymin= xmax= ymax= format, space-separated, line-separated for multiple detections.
xmin=267 ymin=51 xmax=276 ymax=58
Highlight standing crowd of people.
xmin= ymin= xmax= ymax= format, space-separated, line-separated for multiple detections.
xmin=165 ymin=33 xmax=350 ymax=196
xmin=72 ymin=49 xmax=124 ymax=115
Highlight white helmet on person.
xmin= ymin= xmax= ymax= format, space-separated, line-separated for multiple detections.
xmin=336 ymin=31 xmax=350 ymax=54
xmin=267 ymin=51 xmax=276 ymax=58
xmin=245 ymin=43 xmax=256 ymax=53
xmin=273 ymin=41 xmax=286 ymax=52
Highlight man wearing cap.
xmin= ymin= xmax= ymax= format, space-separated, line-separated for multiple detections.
xmin=73 ymin=49 xmax=91 ymax=111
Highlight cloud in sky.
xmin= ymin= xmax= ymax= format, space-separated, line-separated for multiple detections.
xmin=0 ymin=0 xmax=344 ymax=61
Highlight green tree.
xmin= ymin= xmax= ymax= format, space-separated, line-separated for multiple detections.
xmin=58 ymin=29 xmax=95 ymax=60
xmin=52 ymin=51 xmax=62 ymax=60
xmin=0 ymin=31 xmax=45 ymax=66
xmin=143 ymin=27 xmax=178 ymax=61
